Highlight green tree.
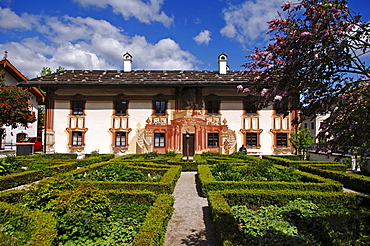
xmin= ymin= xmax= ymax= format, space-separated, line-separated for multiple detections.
xmin=289 ymin=127 xmax=314 ymax=159
xmin=239 ymin=0 xmax=370 ymax=157
xmin=40 ymin=66 xmax=65 ymax=77
xmin=0 ymin=70 xmax=36 ymax=128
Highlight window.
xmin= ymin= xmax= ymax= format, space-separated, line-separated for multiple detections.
xmin=154 ymin=133 xmax=165 ymax=147
xmin=16 ymin=133 xmax=27 ymax=142
xmin=311 ymin=122 xmax=315 ymax=130
xmin=304 ymin=123 xmax=308 ymax=129
xmin=206 ymin=100 xmax=219 ymax=114
xmin=115 ymin=132 xmax=127 ymax=146
xmin=276 ymin=133 xmax=288 ymax=147
xmin=246 ymin=133 xmax=257 ymax=147
xmin=208 ymin=133 xmax=219 ymax=147
xmin=244 ymin=101 xmax=258 ymax=114
xmin=154 ymin=101 xmax=166 ymax=115
xmin=115 ymin=100 xmax=128 ymax=116
xmin=72 ymin=132 xmax=82 ymax=146
xmin=72 ymin=100 xmax=84 ymax=115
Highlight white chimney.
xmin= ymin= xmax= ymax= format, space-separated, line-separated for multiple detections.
xmin=123 ymin=52 xmax=132 ymax=72
xmin=218 ymin=53 xmax=228 ymax=75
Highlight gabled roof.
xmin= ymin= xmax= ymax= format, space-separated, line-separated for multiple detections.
xmin=19 ymin=70 xmax=253 ymax=87
xmin=0 ymin=59 xmax=28 ymax=82
xmin=1 ymin=59 xmax=45 ymax=104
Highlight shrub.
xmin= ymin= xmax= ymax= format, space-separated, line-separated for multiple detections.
xmin=211 ymin=159 xmax=301 ymax=182
xmin=76 ymin=165 xmax=143 ymax=182
xmin=52 ymin=186 xmax=112 ymax=245
xmin=231 ymin=199 xmax=319 ymax=245
xmin=0 ymin=155 xmax=19 ymax=176
xmin=165 ymin=151 xmax=177 ymax=157
xmin=209 ymin=190 xmax=370 ymax=246
xmin=0 ymin=202 xmax=57 ymax=246
xmin=201 ymin=151 xmax=222 ymax=157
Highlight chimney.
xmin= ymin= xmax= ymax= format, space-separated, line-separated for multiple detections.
xmin=123 ymin=52 xmax=132 ymax=72
xmin=218 ymin=53 xmax=228 ymax=75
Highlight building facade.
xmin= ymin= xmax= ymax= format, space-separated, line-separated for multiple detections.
xmin=0 ymin=58 xmax=44 ymax=151
xmin=20 ymin=53 xmax=296 ymax=156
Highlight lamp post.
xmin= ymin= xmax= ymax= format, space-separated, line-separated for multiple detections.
xmin=185 ymin=130 xmax=190 ymax=161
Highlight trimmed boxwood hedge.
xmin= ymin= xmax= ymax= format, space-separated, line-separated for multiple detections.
xmin=16 ymin=153 xmax=78 ymax=160
xmin=132 ymin=194 xmax=174 ymax=246
xmin=263 ymin=155 xmax=344 ymax=169
xmin=61 ymin=161 xmax=182 ymax=194
xmin=0 ymin=190 xmax=173 ymax=246
xmin=0 ymin=170 xmax=44 ymax=191
xmin=299 ymin=165 xmax=370 ymax=194
xmin=198 ymin=164 xmax=343 ymax=196
xmin=208 ymin=189 xmax=370 ymax=246
xmin=0 ymin=154 xmax=115 ymax=191
xmin=0 ymin=201 xmax=57 ymax=246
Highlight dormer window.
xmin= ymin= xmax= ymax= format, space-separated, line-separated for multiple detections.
xmin=115 ymin=100 xmax=128 ymax=116
xmin=154 ymin=100 xmax=166 ymax=115
xmin=72 ymin=100 xmax=84 ymax=115
xmin=205 ymin=94 xmax=220 ymax=115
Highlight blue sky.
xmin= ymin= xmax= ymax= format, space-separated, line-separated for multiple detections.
xmin=0 ymin=0 xmax=369 ymax=78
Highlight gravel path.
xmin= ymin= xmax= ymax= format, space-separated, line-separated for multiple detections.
xmin=164 ymin=172 xmax=217 ymax=246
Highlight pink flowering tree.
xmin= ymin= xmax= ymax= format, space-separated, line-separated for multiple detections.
xmin=0 ymin=70 xmax=36 ymax=128
xmin=240 ymin=0 xmax=370 ymax=157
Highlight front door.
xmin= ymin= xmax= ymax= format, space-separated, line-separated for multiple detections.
xmin=183 ymin=134 xmax=195 ymax=157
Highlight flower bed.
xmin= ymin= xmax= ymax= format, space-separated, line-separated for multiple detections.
xmin=208 ymin=189 xmax=370 ymax=246
xmin=63 ymin=161 xmax=181 ymax=194
xmin=0 ymin=154 xmax=114 ymax=191
xmin=0 ymin=179 xmax=174 ymax=246
xmin=198 ymin=160 xmax=343 ymax=196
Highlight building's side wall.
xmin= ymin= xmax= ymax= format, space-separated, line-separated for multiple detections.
xmin=127 ymin=100 xmax=152 ymax=153
xmin=84 ymin=101 xmax=112 ymax=153
xmin=2 ymin=71 xmax=39 ymax=150
xmin=259 ymin=108 xmax=275 ymax=155
xmin=220 ymin=101 xmax=243 ymax=149
xmin=54 ymin=101 xmax=70 ymax=152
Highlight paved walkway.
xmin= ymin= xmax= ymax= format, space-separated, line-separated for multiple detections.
xmin=164 ymin=172 xmax=217 ymax=246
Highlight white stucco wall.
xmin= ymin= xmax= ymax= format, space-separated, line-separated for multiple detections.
xmin=84 ymin=101 xmax=112 ymax=154
xmin=54 ymin=101 xmax=70 ymax=153
xmin=127 ymin=100 xmax=153 ymax=153
xmin=220 ymin=101 xmax=243 ymax=149
xmin=258 ymin=109 xmax=275 ymax=155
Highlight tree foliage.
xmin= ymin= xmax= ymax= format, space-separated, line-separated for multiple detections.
xmin=0 ymin=70 xmax=36 ymax=128
xmin=40 ymin=66 xmax=65 ymax=77
xmin=240 ymin=0 xmax=370 ymax=156
xmin=289 ymin=127 xmax=314 ymax=158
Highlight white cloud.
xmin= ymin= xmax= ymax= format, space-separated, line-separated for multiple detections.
xmin=220 ymin=0 xmax=283 ymax=45
xmin=73 ymin=0 xmax=173 ymax=27
xmin=0 ymin=9 xmax=197 ymax=78
xmin=0 ymin=7 xmax=38 ymax=29
xmin=193 ymin=30 xmax=212 ymax=45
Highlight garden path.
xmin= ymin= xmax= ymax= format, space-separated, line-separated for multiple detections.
xmin=164 ymin=171 xmax=217 ymax=246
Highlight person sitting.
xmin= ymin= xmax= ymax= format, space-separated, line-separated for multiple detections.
xmin=239 ymin=144 xmax=247 ymax=154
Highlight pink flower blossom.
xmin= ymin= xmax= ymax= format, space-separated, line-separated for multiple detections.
xmin=261 ymin=88 xmax=268 ymax=96
xmin=243 ymin=88 xmax=250 ymax=93
xmin=237 ymin=85 xmax=243 ymax=92
xmin=314 ymin=53 xmax=319 ymax=60
xmin=274 ymin=95 xmax=283 ymax=101
xmin=281 ymin=1 xmax=292 ymax=11
xmin=301 ymin=32 xmax=313 ymax=37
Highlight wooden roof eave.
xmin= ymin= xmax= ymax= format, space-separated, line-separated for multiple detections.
xmin=0 ymin=59 xmax=27 ymax=82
